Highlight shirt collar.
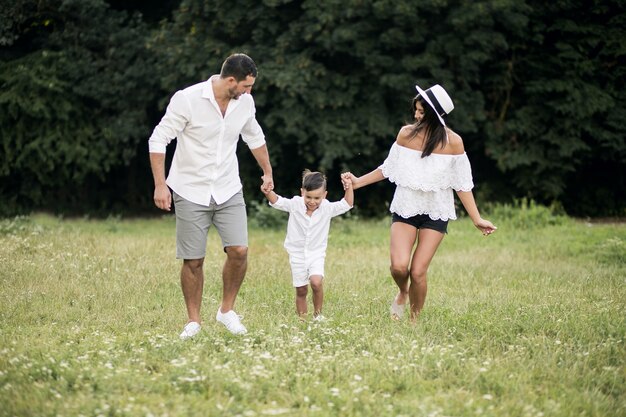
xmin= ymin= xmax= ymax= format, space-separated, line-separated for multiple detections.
xmin=202 ymin=75 xmax=242 ymax=114
xmin=202 ymin=75 xmax=218 ymax=100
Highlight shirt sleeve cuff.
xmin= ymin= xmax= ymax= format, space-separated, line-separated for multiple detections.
xmin=148 ymin=141 xmax=167 ymax=153
xmin=245 ymin=135 xmax=266 ymax=150
xmin=269 ymin=195 xmax=287 ymax=209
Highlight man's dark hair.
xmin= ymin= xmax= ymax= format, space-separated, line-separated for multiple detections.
xmin=220 ymin=53 xmax=257 ymax=81
xmin=301 ymin=170 xmax=327 ymax=191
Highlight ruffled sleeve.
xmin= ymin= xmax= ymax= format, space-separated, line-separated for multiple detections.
xmin=378 ymin=142 xmax=474 ymax=192
xmin=449 ymin=153 xmax=474 ymax=191
xmin=378 ymin=142 xmax=401 ymax=180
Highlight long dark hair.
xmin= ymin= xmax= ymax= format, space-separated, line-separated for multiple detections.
xmin=407 ymin=95 xmax=447 ymax=157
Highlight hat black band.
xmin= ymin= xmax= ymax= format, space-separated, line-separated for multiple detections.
xmin=426 ymin=90 xmax=446 ymax=117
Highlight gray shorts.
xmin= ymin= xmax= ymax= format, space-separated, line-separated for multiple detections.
xmin=173 ymin=191 xmax=248 ymax=259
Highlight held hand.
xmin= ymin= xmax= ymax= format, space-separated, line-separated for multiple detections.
xmin=474 ymin=218 xmax=497 ymax=236
xmin=341 ymin=172 xmax=357 ymax=189
xmin=153 ymin=184 xmax=171 ymax=211
xmin=348 ymin=172 xmax=359 ymax=188
xmin=260 ymin=183 xmax=272 ymax=196
xmin=261 ymin=174 xmax=274 ymax=193
xmin=340 ymin=172 xmax=353 ymax=190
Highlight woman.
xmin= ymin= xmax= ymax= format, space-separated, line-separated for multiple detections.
xmin=343 ymin=84 xmax=497 ymax=321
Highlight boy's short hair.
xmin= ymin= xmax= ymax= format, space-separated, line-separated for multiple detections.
xmin=301 ymin=169 xmax=327 ymax=191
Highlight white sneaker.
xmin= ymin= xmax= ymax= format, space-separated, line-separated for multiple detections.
xmin=313 ymin=314 xmax=327 ymax=322
xmin=179 ymin=321 xmax=201 ymax=340
xmin=216 ymin=309 xmax=247 ymax=335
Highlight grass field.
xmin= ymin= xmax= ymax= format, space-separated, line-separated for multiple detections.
xmin=0 ymin=209 xmax=624 ymax=417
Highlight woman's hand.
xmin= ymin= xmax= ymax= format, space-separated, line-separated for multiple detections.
xmin=341 ymin=172 xmax=355 ymax=190
xmin=474 ymin=218 xmax=497 ymax=236
xmin=341 ymin=172 xmax=359 ymax=189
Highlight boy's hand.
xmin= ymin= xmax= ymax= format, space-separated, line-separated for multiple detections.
xmin=261 ymin=175 xmax=274 ymax=193
xmin=341 ymin=172 xmax=353 ymax=190
xmin=260 ymin=183 xmax=279 ymax=205
xmin=342 ymin=172 xmax=358 ymax=189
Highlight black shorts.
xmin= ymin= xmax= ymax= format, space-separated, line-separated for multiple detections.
xmin=392 ymin=213 xmax=448 ymax=234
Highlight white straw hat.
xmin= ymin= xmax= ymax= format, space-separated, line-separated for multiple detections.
xmin=415 ymin=84 xmax=454 ymax=126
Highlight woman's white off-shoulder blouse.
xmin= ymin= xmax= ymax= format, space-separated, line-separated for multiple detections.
xmin=379 ymin=142 xmax=474 ymax=221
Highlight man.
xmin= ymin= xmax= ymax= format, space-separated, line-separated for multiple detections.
xmin=148 ymin=53 xmax=273 ymax=338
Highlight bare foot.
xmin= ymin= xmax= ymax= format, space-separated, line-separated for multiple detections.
xmin=390 ymin=292 xmax=407 ymax=320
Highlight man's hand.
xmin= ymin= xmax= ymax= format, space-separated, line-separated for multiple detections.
xmin=153 ymin=184 xmax=172 ymax=211
xmin=261 ymin=174 xmax=274 ymax=193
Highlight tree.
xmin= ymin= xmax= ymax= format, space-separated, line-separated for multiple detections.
xmin=151 ymin=0 xmax=526 ymax=212
xmin=152 ymin=0 xmax=624 ymax=216
xmin=483 ymin=0 xmax=626 ymax=215
xmin=0 ymin=0 xmax=159 ymax=215
xmin=2 ymin=0 xmax=623 ymax=216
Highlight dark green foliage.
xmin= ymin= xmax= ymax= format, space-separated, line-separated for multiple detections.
xmin=0 ymin=0 xmax=159 ymax=215
xmin=151 ymin=0 xmax=624 ymax=216
xmin=248 ymin=200 xmax=288 ymax=229
xmin=483 ymin=0 xmax=626 ymax=214
xmin=1 ymin=0 xmax=624 ymax=217
xmin=485 ymin=198 xmax=568 ymax=230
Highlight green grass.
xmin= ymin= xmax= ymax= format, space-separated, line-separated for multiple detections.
xmin=0 ymin=212 xmax=624 ymax=417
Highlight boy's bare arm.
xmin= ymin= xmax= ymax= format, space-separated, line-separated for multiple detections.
xmin=261 ymin=187 xmax=279 ymax=204
xmin=341 ymin=173 xmax=355 ymax=207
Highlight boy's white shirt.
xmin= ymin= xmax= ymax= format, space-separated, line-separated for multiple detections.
xmin=270 ymin=195 xmax=352 ymax=258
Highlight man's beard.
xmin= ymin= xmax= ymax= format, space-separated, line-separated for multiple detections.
xmin=229 ymin=86 xmax=241 ymax=99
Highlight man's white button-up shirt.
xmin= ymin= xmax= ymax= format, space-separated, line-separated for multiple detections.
xmin=270 ymin=196 xmax=352 ymax=260
xmin=148 ymin=75 xmax=266 ymax=206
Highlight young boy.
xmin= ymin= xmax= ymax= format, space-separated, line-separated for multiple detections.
xmin=261 ymin=170 xmax=354 ymax=319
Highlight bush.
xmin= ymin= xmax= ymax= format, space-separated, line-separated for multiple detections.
xmin=248 ymin=200 xmax=288 ymax=229
xmin=0 ymin=215 xmax=35 ymax=235
xmin=485 ymin=198 xmax=568 ymax=229
xmin=0 ymin=0 xmax=158 ymax=215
